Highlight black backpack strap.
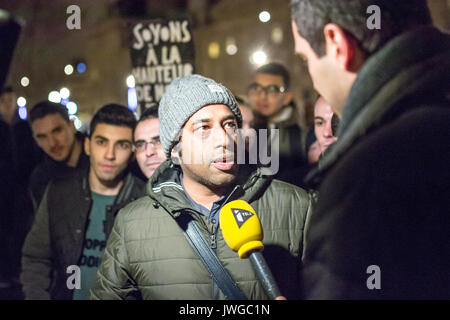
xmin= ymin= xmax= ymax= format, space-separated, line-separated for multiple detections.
xmin=176 ymin=216 xmax=247 ymax=300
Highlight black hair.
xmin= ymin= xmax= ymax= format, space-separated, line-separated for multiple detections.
xmin=132 ymin=105 xmax=159 ymax=143
xmin=29 ymin=101 xmax=70 ymax=124
xmin=255 ymin=62 xmax=291 ymax=89
xmin=291 ymin=0 xmax=432 ymax=57
xmin=0 ymin=86 xmax=14 ymax=95
xmin=139 ymin=105 xmax=159 ymax=122
xmin=89 ymin=103 xmax=136 ymax=138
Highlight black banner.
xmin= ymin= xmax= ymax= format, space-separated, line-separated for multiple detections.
xmin=129 ymin=18 xmax=195 ymax=114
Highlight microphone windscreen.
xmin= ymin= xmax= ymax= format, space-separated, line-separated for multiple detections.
xmin=219 ymin=200 xmax=263 ymax=258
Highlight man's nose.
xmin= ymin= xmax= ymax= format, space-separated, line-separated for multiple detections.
xmin=48 ymin=135 xmax=57 ymax=148
xmin=145 ymin=142 xmax=157 ymax=157
xmin=105 ymin=144 xmax=115 ymax=160
xmin=323 ymin=123 xmax=333 ymax=137
xmin=212 ymin=126 xmax=231 ymax=148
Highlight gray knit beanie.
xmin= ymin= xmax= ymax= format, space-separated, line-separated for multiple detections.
xmin=159 ymin=74 xmax=242 ymax=158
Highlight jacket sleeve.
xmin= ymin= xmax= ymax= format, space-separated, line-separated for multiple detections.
xmin=90 ymin=209 xmax=140 ymax=300
xmin=21 ymin=184 xmax=53 ymax=300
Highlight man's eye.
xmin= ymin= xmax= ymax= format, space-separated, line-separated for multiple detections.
xmin=118 ymin=142 xmax=131 ymax=149
xmin=135 ymin=141 xmax=145 ymax=149
xmin=224 ymin=122 xmax=237 ymax=129
xmin=195 ymin=125 xmax=209 ymax=131
xmin=96 ymin=139 xmax=107 ymax=146
xmin=315 ymin=121 xmax=324 ymax=127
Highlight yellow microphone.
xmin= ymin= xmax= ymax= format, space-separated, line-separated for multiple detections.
xmin=220 ymin=200 xmax=283 ymax=300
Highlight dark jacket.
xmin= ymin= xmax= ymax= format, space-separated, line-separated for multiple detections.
xmin=90 ymin=160 xmax=312 ymax=300
xmin=302 ymin=26 xmax=450 ymax=299
xmin=21 ymin=170 xmax=145 ymax=300
xmin=256 ymin=104 xmax=309 ymax=188
xmin=29 ymin=131 xmax=89 ymax=210
xmin=0 ymin=116 xmax=41 ymax=278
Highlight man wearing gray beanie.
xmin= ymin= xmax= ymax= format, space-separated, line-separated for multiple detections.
xmin=92 ymin=74 xmax=312 ymax=300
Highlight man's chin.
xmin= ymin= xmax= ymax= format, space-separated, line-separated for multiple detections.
xmin=49 ymin=152 xmax=69 ymax=163
xmin=209 ymin=165 xmax=238 ymax=185
xmin=97 ymin=172 xmax=122 ymax=185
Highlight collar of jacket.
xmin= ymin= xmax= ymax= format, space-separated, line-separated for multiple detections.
xmin=305 ymin=26 xmax=450 ymax=187
xmin=146 ymin=159 xmax=270 ymax=218
xmin=42 ymin=131 xmax=89 ymax=172
xmin=80 ymin=170 xmax=140 ymax=207
xmin=270 ymin=103 xmax=301 ymax=129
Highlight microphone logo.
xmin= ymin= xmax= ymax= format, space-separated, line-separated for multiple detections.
xmin=231 ymin=208 xmax=254 ymax=228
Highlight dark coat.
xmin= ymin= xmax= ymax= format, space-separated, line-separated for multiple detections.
xmin=28 ymin=131 xmax=89 ymax=210
xmin=21 ymin=170 xmax=145 ymax=300
xmin=302 ymin=26 xmax=450 ymax=299
xmin=0 ymin=117 xmax=41 ymax=277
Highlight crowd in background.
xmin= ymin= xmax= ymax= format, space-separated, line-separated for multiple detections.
xmin=0 ymin=0 xmax=449 ymax=300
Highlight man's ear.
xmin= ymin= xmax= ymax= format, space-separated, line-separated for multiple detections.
xmin=323 ymin=23 xmax=356 ymax=71
xmin=69 ymin=119 xmax=77 ymax=133
xmin=84 ymin=136 xmax=90 ymax=156
xmin=282 ymin=90 xmax=293 ymax=106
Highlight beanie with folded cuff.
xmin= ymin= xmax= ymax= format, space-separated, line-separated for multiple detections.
xmin=158 ymin=74 xmax=242 ymax=158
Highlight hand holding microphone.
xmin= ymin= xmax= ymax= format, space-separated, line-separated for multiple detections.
xmin=219 ymin=200 xmax=285 ymax=300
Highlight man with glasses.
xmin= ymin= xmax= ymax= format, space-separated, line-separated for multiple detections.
xmin=21 ymin=104 xmax=145 ymax=299
xmin=133 ymin=107 xmax=166 ymax=179
xmin=247 ymin=62 xmax=308 ymax=187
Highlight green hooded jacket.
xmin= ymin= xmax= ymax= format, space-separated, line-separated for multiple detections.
xmin=91 ymin=160 xmax=312 ymax=300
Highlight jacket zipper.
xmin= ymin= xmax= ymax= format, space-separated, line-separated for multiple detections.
xmin=209 ymin=229 xmax=220 ymax=300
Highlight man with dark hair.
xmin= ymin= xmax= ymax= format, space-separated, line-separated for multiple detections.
xmin=291 ymin=0 xmax=450 ymax=299
xmin=21 ymin=104 xmax=145 ymax=300
xmin=0 ymin=86 xmax=41 ymax=288
xmin=29 ymin=101 xmax=89 ymax=208
xmin=91 ymin=75 xmax=311 ymax=300
xmin=247 ymin=62 xmax=308 ymax=187
xmin=133 ymin=107 xmax=166 ymax=179
xmin=313 ymin=96 xmax=337 ymax=155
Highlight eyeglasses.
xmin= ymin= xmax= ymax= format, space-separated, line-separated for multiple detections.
xmin=247 ymin=83 xmax=286 ymax=97
xmin=134 ymin=137 xmax=161 ymax=152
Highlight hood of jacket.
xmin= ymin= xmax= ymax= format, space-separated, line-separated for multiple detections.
xmin=145 ymin=159 xmax=270 ymax=217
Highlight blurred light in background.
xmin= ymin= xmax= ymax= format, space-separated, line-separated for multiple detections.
xmin=18 ymin=106 xmax=27 ymax=120
xmin=208 ymin=42 xmax=220 ymax=59
xmin=226 ymin=44 xmax=237 ymax=55
xmin=60 ymin=98 xmax=69 ymax=106
xmin=271 ymin=27 xmax=283 ymax=44
xmin=60 ymin=87 xmax=70 ymax=99
xmin=128 ymin=87 xmax=138 ymax=111
xmin=66 ymin=101 xmax=78 ymax=115
xmin=70 ymin=115 xmax=83 ymax=130
xmin=64 ymin=64 xmax=74 ymax=75
xmin=77 ymin=62 xmax=86 ymax=73
xmin=20 ymin=76 xmax=30 ymax=87
xmin=250 ymin=50 xmax=267 ymax=65
xmin=17 ymin=96 xmax=26 ymax=107
xmin=48 ymin=91 xmax=61 ymax=103
xmin=126 ymin=75 xmax=135 ymax=88
xmin=225 ymin=37 xmax=238 ymax=55
xmin=259 ymin=11 xmax=271 ymax=23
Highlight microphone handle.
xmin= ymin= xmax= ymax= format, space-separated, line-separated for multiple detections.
xmin=249 ymin=250 xmax=282 ymax=299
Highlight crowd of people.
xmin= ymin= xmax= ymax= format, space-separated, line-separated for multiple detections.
xmin=0 ymin=0 xmax=449 ymax=300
